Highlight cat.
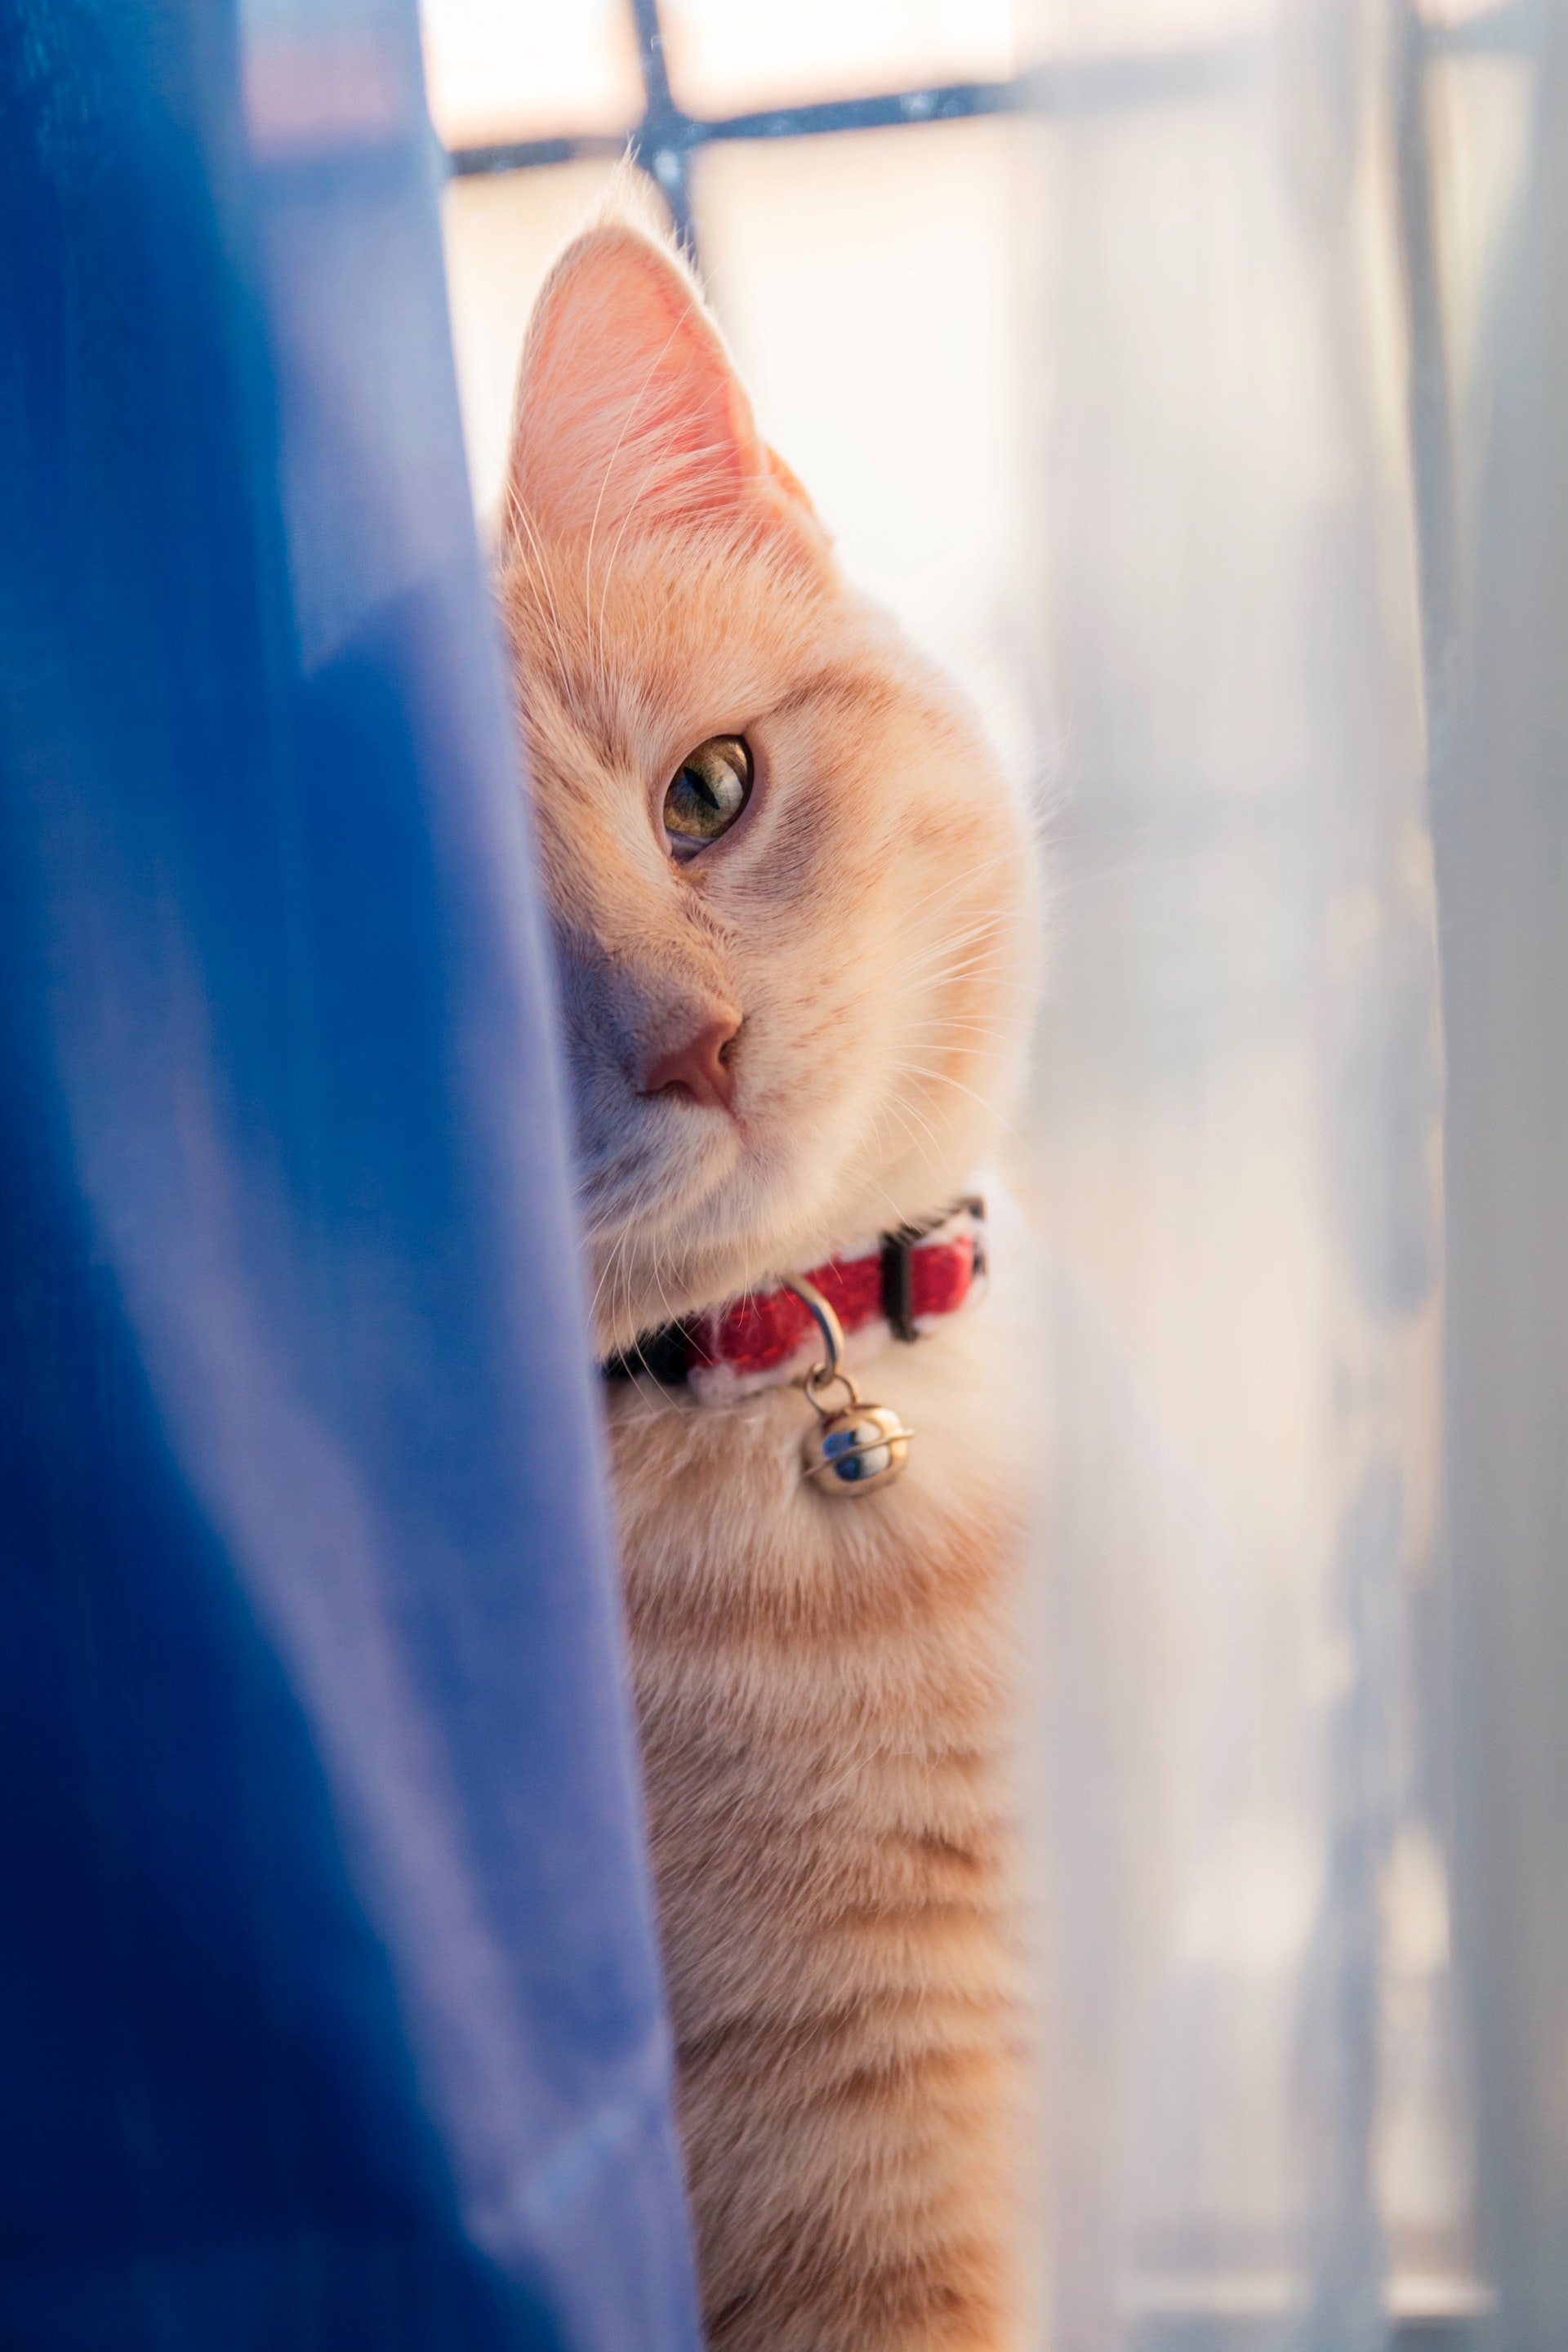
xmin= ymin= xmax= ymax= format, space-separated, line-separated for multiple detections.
xmin=496 ymin=198 xmax=1040 ymax=2352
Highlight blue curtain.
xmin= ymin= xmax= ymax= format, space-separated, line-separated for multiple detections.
xmin=0 ymin=3 xmax=700 ymax=2347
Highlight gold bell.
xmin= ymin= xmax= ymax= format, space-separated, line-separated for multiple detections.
xmin=801 ymin=1396 xmax=912 ymax=1497
xmin=783 ymin=1276 xmax=914 ymax=1500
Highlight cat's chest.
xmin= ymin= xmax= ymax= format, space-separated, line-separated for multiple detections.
xmin=604 ymin=1304 xmax=1029 ymax=1641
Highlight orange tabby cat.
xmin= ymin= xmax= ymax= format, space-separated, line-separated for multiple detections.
xmin=496 ymin=203 xmax=1040 ymax=2352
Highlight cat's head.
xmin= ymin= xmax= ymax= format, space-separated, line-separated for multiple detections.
xmin=497 ymin=212 xmax=1037 ymax=1357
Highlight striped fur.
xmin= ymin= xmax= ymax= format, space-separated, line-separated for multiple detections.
xmin=497 ymin=199 xmax=1039 ymax=2350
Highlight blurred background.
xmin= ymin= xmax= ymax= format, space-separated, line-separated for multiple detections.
xmin=416 ymin=4 xmax=1557 ymax=2347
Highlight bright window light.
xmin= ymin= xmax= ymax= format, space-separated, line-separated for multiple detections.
xmin=419 ymin=0 xmax=641 ymax=148
xmin=661 ymin=0 xmax=1014 ymax=117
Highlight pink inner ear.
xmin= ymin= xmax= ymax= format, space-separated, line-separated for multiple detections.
xmin=510 ymin=227 xmax=770 ymax=541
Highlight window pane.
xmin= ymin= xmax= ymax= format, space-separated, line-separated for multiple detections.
xmin=419 ymin=0 xmax=642 ymax=149
xmin=1019 ymin=0 xmax=1267 ymax=57
xmin=662 ymin=0 xmax=1014 ymax=120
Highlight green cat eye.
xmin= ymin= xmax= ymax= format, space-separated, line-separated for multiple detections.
xmin=663 ymin=735 xmax=752 ymax=849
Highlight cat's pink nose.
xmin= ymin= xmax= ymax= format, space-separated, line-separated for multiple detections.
xmin=639 ymin=1013 xmax=741 ymax=1111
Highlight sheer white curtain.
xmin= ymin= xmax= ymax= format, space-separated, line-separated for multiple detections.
xmin=1020 ymin=0 xmax=1446 ymax=2327
xmin=1022 ymin=4 xmax=1549 ymax=2347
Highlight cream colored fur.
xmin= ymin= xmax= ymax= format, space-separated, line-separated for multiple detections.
xmin=497 ymin=201 xmax=1040 ymax=2351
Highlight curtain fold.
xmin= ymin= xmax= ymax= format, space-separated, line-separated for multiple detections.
xmin=1437 ymin=20 xmax=1568 ymax=2349
xmin=1023 ymin=6 xmax=1458 ymax=2345
xmin=0 ymin=2 xmax=699 ymax=2345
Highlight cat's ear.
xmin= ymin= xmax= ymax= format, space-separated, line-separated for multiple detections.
xmin=505 ymin=223 xmax=820 ymax=549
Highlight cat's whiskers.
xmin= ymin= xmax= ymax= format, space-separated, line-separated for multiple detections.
xmin=883 ymin=908 xmax=1022 ymax=983
xmin=875 ymin=919 xmax=1019 ymax=1000
xmin=873 ymin=894 xmax=1023 ymax=996
xmin=890 ymin=843 xmax=1024 ymax=930
xmin=888 ymin=937 xmax=1021 ymax=1001
xmin=870 ymin=1096 xmax=945 ymax=1185
xmin=871 ymin=1081 xmax=947 ymax=1171
xmin=884 ymin=1057 xmax=1013 ymax=1133
xmin=583 ymin=1195 xmax=661 ymax=1347
xmin=510 ymin=505 xmax=572 ymax=676
xmin=902 ymin=1015 xmax=1026 ymax=1051
xmin=853 ymin=1134 xmax=933 ymax=1231
xmin=612 ymin=1228 xmax=641 ymax=1356
xmin=585 ymin=1231 xmax=628 ymax=1341
xmin=647 ymin=1227 xmax=684 ymax=1352
xmin=888 ymin=954 xmax=1016 ymax=1019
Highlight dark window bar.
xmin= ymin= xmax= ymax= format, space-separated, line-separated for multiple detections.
xmin=443 ymin=0 xmax=1541 ymax=276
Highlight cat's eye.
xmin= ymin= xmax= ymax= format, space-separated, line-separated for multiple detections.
xmin=663 ymin=735 xmax=752 ymax=852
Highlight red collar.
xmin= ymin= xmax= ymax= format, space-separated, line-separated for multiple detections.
xmin=604 ymin=1196 xmax=986 ymax=1404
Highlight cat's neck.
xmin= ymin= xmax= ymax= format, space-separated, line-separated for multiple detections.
xmin=603 ymin=1195 xmax=986 ymax=1406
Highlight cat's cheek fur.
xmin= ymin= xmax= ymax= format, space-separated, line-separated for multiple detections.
xmin=610 ymin=1259 xmax=1037 ymax=2352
